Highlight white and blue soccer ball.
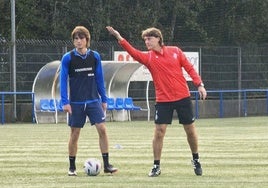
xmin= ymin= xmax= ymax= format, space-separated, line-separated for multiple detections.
xmin=83 ymin=158 xmax=102 ymax=176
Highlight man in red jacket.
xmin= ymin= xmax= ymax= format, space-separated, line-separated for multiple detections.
xmin=106 ymin=26 xmax=207 ymax=177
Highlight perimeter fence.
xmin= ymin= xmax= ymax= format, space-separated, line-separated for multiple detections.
xmin=0 ymin=39 xmax=267 ymax=103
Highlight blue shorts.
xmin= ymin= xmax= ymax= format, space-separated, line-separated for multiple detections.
xmin=68 ymin=101 xmax=105 ymax=128
xmin=154 ymin=97 xmax=195 ymax=125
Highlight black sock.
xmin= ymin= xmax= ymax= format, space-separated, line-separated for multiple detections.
xmin=192 ymin=153 xmax=199 ymax=160
xmin=154 ymin=160 xmax=160 ymax=166
xmin=102 ymin=153 xmax=109 ymax=167
xmin=69 ymin=156 xmax=76 ymax=170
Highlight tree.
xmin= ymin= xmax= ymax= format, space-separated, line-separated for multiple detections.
xmin=0 ymin=0 xmax=11 ymax=39
xmin=0 ymin=0 xmax=267 ymax=45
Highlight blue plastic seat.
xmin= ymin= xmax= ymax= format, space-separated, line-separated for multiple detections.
xmin=123 ymin=97 xmax=142 ymax=121
xmin=40 ymin=99 xmax=56 ymax=111
xmin=49 ymin=99 xmax=56 ymax=111
xmin=115 ymin=98 xmax=124 ymax=110
xmin=40 ymin=99 xmax=49 ymax=111
xmin=106 ymin=98 xmax=116 ymax=121
xmin=123 ymin=98 xmax=133 ymax=110
xmin=56 ymin=99 xmax=64 ymax=112
xmin=107 ymin=98 xmax=115 ymax=110
xmin=124 ymin=97 xmax=141 ymax=110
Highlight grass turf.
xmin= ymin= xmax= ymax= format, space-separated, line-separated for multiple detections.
xmin=0 ymin=117 xmax=268 ymax=188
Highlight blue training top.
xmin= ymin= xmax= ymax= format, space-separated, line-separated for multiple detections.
xmin=60 ymin=48 xmax=107 ymax=105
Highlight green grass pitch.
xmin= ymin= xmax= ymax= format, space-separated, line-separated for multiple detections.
xmin=0 ymin=117 xmax=268 ymax=188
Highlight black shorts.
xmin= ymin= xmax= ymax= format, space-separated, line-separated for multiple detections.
xmin=154 ymin=97 xmax=195 ymax=125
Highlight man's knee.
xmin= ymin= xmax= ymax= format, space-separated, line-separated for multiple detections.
xmin=96 ymin=123 xmax=107 ymax=135
xmin=184 ymin=124 xmax=196 ymax=134
xmin=155 ymin=125 xmax=166 ymax=138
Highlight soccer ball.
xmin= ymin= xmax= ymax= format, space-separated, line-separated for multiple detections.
xmin=83 ymin=158 xmax=102 ymax=176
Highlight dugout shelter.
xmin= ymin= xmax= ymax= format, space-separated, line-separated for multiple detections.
xmin=32 ymin=60 xmax=150 ymax=123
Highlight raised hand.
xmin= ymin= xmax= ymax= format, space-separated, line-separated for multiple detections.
xmin=106 ymin=26 xmax=123 ymax=41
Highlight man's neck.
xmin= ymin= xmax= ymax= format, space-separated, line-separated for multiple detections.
xmin=76 ymin=48 xmax=87 ymax=55
xmin=153 ymin=46 xmax=163 ymax=54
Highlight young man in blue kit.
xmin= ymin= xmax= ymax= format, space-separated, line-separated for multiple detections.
xmin=60 ymin=26 xmax=118 ymax=176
